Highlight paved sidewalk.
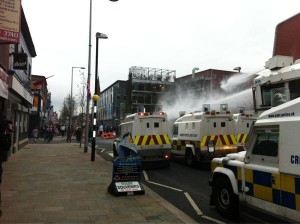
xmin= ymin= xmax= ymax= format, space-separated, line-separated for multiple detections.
xmin=0 ymin=137 xmax=197 ymax=224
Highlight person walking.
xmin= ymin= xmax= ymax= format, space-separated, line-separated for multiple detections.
xmin=67 ymin=127 xmax=71 ymax=143
xmin=98 ymin=124 xmax=103 ymax=137
xmin=0 ymin=114 xmax=12 ymax=215
xmin=31 ymin=127 xmax=39 ymax=143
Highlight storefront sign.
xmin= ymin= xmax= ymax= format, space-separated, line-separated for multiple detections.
xmin=112 ymin=157 xmax=141 ymax=182
xmin=0 ymin=0 xmax=21 ymax=44
xmin=108 ymin=156 xmax=145 ymax=196
xmin=13 ymin=53 xmax=28 ymax=70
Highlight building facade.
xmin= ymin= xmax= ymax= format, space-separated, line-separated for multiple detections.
xmin=0 ymin=7 xmax=36 ymax=152
xmin=175 ymin=69 xmax=237 ymax=98
xmin=126 ymin=66 xmax=176 ymax=113
xmin=98 ymin=80 xmax=127 ymax=128
xmin=273 ymin=12 xmax=300 ymax=61
xmin=29 ymin=75 xmax=49 ymax=133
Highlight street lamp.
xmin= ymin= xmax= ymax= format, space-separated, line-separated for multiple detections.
xmin=70 ymin=66 xmax=85 ymax=139
xmin=233 ymin=66 xmax=241 ymax=73
xmin=91 ymin=32 xmax=108 ymax=161
xmin=84 ymin=0 xmax=118 ymax=153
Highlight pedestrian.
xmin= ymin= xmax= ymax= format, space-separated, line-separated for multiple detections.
xmin=98 ymin=124 xmax=103 ymax=137
xmin=31 ymin=127 xmax=39 ymax=143
xmin=60 ymin=124 xmax=66 ymax=137
xmin=76 ymin=127 xmax=82 ymax=142
xmin=88 ymin=126 xmax=92 ymax=142
xmin=0 ymin=113 xmax=12 ymax=213
xmin=67 ymin=127 xmax=71 ymax=143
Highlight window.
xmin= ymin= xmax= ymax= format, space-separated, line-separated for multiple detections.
xmin=252 ymin=132 xmax=279 ymax=157
xmin=172 ymin=125 xmax=178 ymax=137
xmin=213 ymin=122 xmax=216 ymax=128
xmin=147 ymin=123 xmax=150 ymax=128
xmin=192 ymin=122 xmax=195 ymax=130
xmin=185 ymin=123 xmax=188 ymax=130
xmin=154 ymin=122 xmax=159 ymax=128
xmin=221 ymin=122 xmax=225 ymax=127
xmin=261 ymin=83 xmax=284 ymax=106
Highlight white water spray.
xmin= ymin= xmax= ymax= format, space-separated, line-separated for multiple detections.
xmin=163 ymin=73 xmax=255 ymax=121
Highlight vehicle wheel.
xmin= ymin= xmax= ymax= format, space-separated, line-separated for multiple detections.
xmin=214 ymin=177 xmax=239 ymax=218
xmin=185 ymin=149 xmax=195 ymax=167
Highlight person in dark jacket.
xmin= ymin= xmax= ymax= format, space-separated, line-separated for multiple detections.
xmin=0 ymin=114 xmax=12 ymax=184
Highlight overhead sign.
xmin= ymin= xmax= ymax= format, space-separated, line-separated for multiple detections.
xmin=13 ymin=53 xmax=27 ymax=70
xmin=0 ymin=0 xmax=21 ymax=44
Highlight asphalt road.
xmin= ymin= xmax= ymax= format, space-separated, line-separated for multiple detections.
xmin=95 ymin=137 xmax=287 ymax=224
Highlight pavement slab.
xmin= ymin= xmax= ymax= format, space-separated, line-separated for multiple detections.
xmin=0 ymin=137 xmax=197 ymax=224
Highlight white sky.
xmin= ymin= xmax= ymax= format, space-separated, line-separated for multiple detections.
xmin=22 ymin=0 xmax=300 ymax=113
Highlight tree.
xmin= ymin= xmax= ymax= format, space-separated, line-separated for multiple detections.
xmin=59 ymin=94 xmax=77 ymax=125
xmin=75 ymin=73 xmax=87 ymax=126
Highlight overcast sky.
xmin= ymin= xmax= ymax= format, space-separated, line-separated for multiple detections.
xmin=22 ymin=0 xmax=300 ymax=113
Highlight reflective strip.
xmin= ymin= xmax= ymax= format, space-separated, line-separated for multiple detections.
xmin=219 ymin=134 xmax=237 ymax=145
xmin=135 ymin=134 xmax=170 ymax=146
xmin=201 ymin=135 xmax=217 ymax=147
xmin=237 ymin=134 xmax=248 ymax=143
xmin=202 ymin=135 xmax=237 ymax=146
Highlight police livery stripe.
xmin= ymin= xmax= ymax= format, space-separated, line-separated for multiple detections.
xmin=213 ymin=162 xmax=300 ymax=212
xmin=134 ymin=134 xmax=170 ymax=146
xmin=237 ymin=134 xmax=248 ymax=143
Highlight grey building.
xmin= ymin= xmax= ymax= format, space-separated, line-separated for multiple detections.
xmin=126 ymin=66 xmax=176 ymax=113
xmin=98 ymin=80 xmax=127 ymax=128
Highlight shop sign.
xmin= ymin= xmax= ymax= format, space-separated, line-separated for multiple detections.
xmin=0 ymin=0 xmax=21 ymax=44
xmin=13 ymin=53 xmax=27 ymax=70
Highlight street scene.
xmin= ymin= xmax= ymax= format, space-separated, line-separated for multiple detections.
xmin=1 ymin=0 xmax=300 ymax=223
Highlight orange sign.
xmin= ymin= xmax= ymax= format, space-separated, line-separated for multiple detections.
xmin=0 ymin=0 xmax=21 ymax=44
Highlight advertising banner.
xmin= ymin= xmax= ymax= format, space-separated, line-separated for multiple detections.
xmin=0 ymin=0 xmax=21 ymax=44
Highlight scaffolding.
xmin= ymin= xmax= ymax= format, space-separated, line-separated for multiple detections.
xmin=129 ymin=66 xmax=176 ymax=82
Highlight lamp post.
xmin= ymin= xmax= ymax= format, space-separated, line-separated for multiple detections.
xmin=91 ymin=32 xmax=108 ymax=161
xmin=233 ymin=66 xmax=241 ymax=73
xmin=84 ymin=0 xmax=118 ymax=153
xmin=70 ymin=67 xmax=85 ymax=138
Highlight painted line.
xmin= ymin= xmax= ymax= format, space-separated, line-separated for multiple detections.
xmin=143 ymin=170 xmax=182 ymax=192
xmin=147 ymin=180 xmax=183 ymax=192
xmin=184 ymin=192 xmax=203 ymax=216
xmin=201 ymin=215 xmax=226 ymax=224
xmin=142 ymin=170 xmax=149 ymax=181
xmin=143 ymin=171 xmax=225 ymax=224
xmin=108 ymin=152 xmax=113 ymax=157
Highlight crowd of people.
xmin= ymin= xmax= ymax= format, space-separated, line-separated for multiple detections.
xmin=30 ymin=123 xmax=118 ymax=143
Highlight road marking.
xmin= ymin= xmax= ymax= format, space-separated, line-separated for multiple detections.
xmin=143 ymin=170 xmax=182 ymax=192
xmin=184 ymin=192 xmax=203 ymax=216
xmin=147 ymin=180 xmax=183 ymax=192
xmin=108 ymin=153 xmax=113 ymax=157
xmin=201 ymin=215 xmax=226 ymax=224
xmin=142 ymin=170 xmax=149 ymax=181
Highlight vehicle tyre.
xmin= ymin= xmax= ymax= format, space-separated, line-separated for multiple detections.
xmin=185 ymin=149 xmax=195 ymax=167
xmin=214 ymin=177 xmax=239 ymax=218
